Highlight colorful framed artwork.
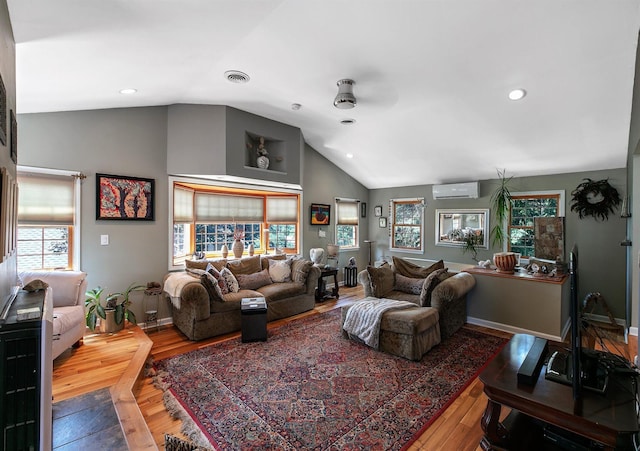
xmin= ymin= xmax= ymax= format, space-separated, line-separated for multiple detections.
xmin=374 ymin=205 xmax=382 ymax=217
xmin=310 ymin=203 xmax=330 ymax=225
xmin=96 ymin=173 xmax=155 ymax=220
xmin=379 ymin=217 xmax=387 ymax=228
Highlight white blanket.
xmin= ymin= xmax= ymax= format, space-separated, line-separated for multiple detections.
xmin=163 ymin=272 xmax=199 ymax=309
xmin=343 ymin=298 xmax=417 ymax=349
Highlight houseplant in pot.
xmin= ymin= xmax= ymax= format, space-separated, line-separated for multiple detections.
xmin=85 ymin=283 xmax=144 ymax=333
xmin=490 ymin=169 xmax=517 ymax=273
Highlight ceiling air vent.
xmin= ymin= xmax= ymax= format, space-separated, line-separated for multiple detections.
xmin=224 ymin=70 xmax=250 ymax=84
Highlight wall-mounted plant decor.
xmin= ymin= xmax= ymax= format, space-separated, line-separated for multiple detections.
xmin=570 ymin=178 xmax=621 ymax=221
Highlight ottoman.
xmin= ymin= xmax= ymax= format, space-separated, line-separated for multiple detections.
xmin=341 ymin=302 xmax=441 ymax=361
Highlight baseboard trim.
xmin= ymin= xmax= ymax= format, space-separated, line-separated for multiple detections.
xmin=466 ymin=316 xmax=563 ymax=342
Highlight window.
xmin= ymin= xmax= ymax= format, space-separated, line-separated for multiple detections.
xmin=390 ymin=198 xmax=424 ymax=252
xmin=170 ymin=180 xmax=300 ymax=266
xmin=509 ymin=191 xmax=564 ymax=258
xmin=335 ymin=199 xmax=359 ymax=249
xmin=17 ymin=168 xmax=81 ymax=271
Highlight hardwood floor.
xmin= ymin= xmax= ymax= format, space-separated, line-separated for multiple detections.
xmin=52 ymin=285 xmax=635 ymax=450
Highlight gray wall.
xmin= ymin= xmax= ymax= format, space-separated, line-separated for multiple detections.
xmin=0 ymin=0 xmax=17 ymax=304
xmin=19 ymin=108 xmax=171 ymax=321
xmin=301 ymin=143 xmax=370 ymax=276
xmin=368 ymin=168 xmax=628 ymax=320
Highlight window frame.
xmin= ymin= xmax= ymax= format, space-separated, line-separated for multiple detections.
xmin=168 ymin=176 xmax=301 ymax=270
xmin=389 ymin=197 xmax=425 ymax=253
xmin=335 ymin=198 xmax=360 ymax=250
xmin=508 ymin=190 xmax=565 ymax=258
xmin=17 ymin=166 xmax=82 ymax=271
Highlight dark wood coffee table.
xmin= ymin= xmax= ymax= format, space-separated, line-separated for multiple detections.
xmin=479 ymin=334 xmax=639 ymax=450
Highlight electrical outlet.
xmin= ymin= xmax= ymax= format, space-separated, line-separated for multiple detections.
xmin=100 ymin=235 xmax=109 ymax=246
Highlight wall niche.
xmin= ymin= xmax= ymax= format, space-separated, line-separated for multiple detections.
xmin=245 ymin=132 xmax=286 ymax=174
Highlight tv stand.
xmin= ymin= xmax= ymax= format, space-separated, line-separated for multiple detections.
xmin=479 ymin=334 xmax=639 ymax=450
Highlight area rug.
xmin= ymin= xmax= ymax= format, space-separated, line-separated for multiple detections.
xmin=154 ymin=309 xmax=507 ymax=450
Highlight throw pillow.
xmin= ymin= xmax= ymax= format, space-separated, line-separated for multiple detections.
xmin=366 ymin=265 xmax=395 ymax=298
xmin=269 ymin=259 xmax=292 ymax=283
xmin=236 ymin=269 xmax=273 ymax=290
xmin=394 ymin=273 xmax=425 ymax=295
xmin=227 ymin=255 xmax=262 ymax=276
xmin=205 ymin=263 xmax=225 ymax=298
xmin=220 ymin=267 xmax=239 ymax=293
xmin=200 ymin=274 xmax=223 ymax=303
xmin=420 ymin=268 xmax=450 ymax=307
xmin=290 ymin=258 xmax=313 ymax=284
xmin=260 ymin=254 xmax=287 ymax=271
xmin=393 ymin=256 xmax=444 ymax=278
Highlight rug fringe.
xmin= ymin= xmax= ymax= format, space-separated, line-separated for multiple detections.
xmin=153 ymin=365 xmax=214 ymax=450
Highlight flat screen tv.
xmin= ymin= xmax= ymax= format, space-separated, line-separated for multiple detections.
xmin=545 ymin=246 xmax=610 ymax=400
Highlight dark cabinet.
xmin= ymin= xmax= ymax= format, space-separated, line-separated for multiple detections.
xmin=0 ymin=290 xmax=50 ymax=451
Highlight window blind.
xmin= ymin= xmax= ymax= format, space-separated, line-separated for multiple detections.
xmin=173 ymin=186 xmax=194 ymax=222
xmin=266 ymin=196 xmax=298 ymax=222
xmin=337 ymin=200 xmax=359 ymax=225
xmin=18 ymin=172 xmax=75 ymax=225
xmin=195 ymin=193 xmax=263 ymax=222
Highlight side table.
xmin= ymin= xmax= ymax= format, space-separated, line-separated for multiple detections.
xmin=315 ymin=268 xmax=339 ymax=302
xmin=143 ymin=285 xmax=162 ymax=333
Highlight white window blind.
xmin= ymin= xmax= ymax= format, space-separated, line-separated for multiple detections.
xmin=266 ymin=196 xmax=298 ymax=222
xmin=18 ymin=172 xmax=75 ymax=225
xmin=336 ymin=200 xmax=359 ymax=225
xmin=174 ymin=186 xmax=194 ymax=222
xmin=195 ymin=193 xmax=263 ymax=222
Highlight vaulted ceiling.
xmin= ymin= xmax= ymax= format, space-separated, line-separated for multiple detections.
xmin=7 ymin=1 xmax=640 ymax=189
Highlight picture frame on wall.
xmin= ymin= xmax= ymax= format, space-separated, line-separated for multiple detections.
xmin=0 ymin=74 xmax=6 ymax=146
xmin=379 ymin=217 xmax=387 ymax=228
xmin=9 ymin=110 xmax=16 ymax=164
xmin=374 ymin=205 xmax=382 ymax=217
xmin=310 ymin=203 xmax=330 ymax=225
xmin=361 ymin=202 xmax=367 ymax=218
xmin=96 ymin=173 xmax=155 ymax=220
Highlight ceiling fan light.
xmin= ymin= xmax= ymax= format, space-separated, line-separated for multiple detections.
xmin=334 ymin=79 xmax=356 ymax=109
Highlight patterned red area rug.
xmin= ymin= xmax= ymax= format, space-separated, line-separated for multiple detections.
xmin=155 ymin=309 xmax=507 ymax=450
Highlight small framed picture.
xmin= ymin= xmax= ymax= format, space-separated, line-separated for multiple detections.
xmin=374 ymin=205 xmax=382 ymax=217
xmin=310 ymin=203 xmax=330 ymax=225
xmin=379 ymin=217 xmax=387 ymax=228
xmin=361 ymin=202 xmax=367 ymax=218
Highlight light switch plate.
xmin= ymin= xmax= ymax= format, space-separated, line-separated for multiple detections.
xmin=100 ymin=234 xmax=109 ymax=245
xmin=319 ymin=230 xmax=326 ymax=238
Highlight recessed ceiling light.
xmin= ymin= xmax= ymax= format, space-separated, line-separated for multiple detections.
xmin=119 ymin=88 xmax=137 ymax=95
xmin=340 ymin=118 xmax=356 ymax=125
xmin=346 ymin=153 xmax=354 ymax=159
xmin=291 ymin=103 xmax=301 ymax=110
xmin=508 ymin=88 xmax=527 ymax=101
xmin=224 ymin=70 xmax=250 ymax=84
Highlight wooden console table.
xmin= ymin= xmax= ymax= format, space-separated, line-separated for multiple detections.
xmin=479 ymin=334 xmax=639 ymax=450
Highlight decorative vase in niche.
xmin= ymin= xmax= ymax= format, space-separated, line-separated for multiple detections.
xmin=232 ymin=239 xmax=244 ymax=258
xmin=257 ymin=155 xmax=270 ymax=169
xmin=248 ymin=243 xmax=255 ymax=256
xmin=493 ymin=252 xmax=517 ymax=273
xmin=221 ymin=244 xmax=229 ymax=258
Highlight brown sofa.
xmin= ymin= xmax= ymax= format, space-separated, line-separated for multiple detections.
xmin=163 ymin=255 xmax=321 ymax=341
xmin=341 ymin=258 xmax=475 ymax=360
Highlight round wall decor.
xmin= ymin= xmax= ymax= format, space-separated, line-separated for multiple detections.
xmin=570 ymin=178 xmax=621 ymax=220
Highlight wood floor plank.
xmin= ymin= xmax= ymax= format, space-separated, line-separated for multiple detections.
xmin=52 ymin=284 xmax=633 ymax=450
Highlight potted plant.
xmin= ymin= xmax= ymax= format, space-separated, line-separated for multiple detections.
xmin=490 ymin=169 xmax=517 ymax=273
xmin=85 ymin=283 xmax=144 ymax=333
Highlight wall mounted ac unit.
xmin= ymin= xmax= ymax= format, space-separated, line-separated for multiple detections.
xmin=432 ymin=181 xmax=479 ymax=199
